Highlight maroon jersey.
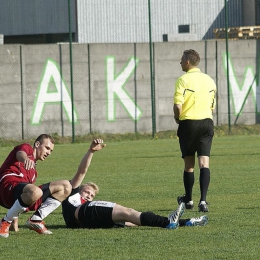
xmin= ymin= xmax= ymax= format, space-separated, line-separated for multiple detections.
xmin=0 ymin=143 xmax=37 ymax=183
xmin=0 ymin=143 xmax=38 ymax=208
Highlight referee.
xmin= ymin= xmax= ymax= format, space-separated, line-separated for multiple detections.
xmin=173 ymin=49 xmax=217 ymax=212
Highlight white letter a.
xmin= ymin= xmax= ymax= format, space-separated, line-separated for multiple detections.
xmin=31 ymin=59 xmax=77 ymax=124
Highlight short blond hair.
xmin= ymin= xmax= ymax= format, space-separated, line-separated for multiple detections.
xmin=79 ymin=182 xmax=99 ymax=194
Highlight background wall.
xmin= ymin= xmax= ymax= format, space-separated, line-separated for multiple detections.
xmin=0 ymin=39 xmax=259 ymax=139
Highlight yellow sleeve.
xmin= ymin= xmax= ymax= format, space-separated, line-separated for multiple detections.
xmin=174 ymin=78 xmax=185 ymax=105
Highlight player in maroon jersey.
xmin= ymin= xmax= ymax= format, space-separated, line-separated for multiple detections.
xmin=0 ymin=134 xmax=71 ymax=238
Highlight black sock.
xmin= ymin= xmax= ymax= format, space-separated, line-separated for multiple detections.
xmin=199 ymin=168 xmax=210 ymax=202
xmin=140 ymin=212 xmax=169 ymax=228
xmin=179 ymin=219 xmax=190 ymax=227
xmin=183 ymin=171 xmax=194 ymax=202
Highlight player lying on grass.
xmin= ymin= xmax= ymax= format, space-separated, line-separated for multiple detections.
xmin=11 ymin=139 xmax=208 ymax=231
xmin=61 ymin=139 xmax=208 ymax=229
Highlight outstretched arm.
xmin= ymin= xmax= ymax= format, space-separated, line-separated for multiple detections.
xmin=70 ymin=139 xmax=106 ymax=189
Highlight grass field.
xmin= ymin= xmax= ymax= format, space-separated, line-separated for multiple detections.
xmin=0 ymin=135 xmax=259 ymax=259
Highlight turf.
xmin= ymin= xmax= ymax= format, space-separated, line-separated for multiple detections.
xmin=0 ymin=135 xmax=259 ymax=259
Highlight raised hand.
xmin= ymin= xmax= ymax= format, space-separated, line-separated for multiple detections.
xmin=90 ymin=139 xmax=106 ymax=152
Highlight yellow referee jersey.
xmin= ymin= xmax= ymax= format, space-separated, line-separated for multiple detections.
xmin=174 ymin=68 xmax=216 ymax=120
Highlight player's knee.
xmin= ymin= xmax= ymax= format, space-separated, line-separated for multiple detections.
xmin=126 ymin=207 xmax=135 ymax=217
xmin=61 ymin=180 xmax=72 ymax=198
xmin=114 ymin=205 xmax=132 ymax=218
xmin=49 ymin=180 xmax=72 ymax=200
xmin=32 ymin=186 xmax=43 ymax=200
xmin=22 ymin=185 xmax=43 ymax=204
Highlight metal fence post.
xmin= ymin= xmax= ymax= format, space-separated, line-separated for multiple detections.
xmin=225 ymin=0 xmax=231 ymax=133
xmin=68 ymin=0 xmax=75 ymax=142
xmin=148 ymin=0 xmax=156 ymax=137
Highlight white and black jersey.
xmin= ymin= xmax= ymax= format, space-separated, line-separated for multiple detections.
xmin=62 ymin=187 xmax=125 ymax=229
xmin=62 ymin=187 xmax=90 ymax=228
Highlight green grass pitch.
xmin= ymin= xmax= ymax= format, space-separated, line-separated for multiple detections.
xmin=0 ymin=135 xmax=259 ymax=259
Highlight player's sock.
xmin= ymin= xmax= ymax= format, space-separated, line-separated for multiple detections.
xmin=178 ymin=219 xmax=190 ymax=227
xmin=199 ymin=168 xmax=210 ymax=202
xmin=4 ymin=198 xmax=27 ymax=222
xmin=183 ymin=170 xmax=194 ymax=202
xmin=140 ymin=212 xmax=169 ymax=228
xmin=30 ymin=197 xmax=61 ymax=221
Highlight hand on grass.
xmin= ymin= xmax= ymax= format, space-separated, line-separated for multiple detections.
xmin=10 ymin=218 xmax=19 ymax=232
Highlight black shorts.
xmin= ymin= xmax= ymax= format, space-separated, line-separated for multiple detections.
xmin=14 ymin=182 xmax=50 ymax=201
xmin=177 ymin=119 xmax=214 ymax=158
xmin=14 ymin=182 xmax=51 ymax=211
xmin=78 ymin=201 xmax=116 ymax=229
